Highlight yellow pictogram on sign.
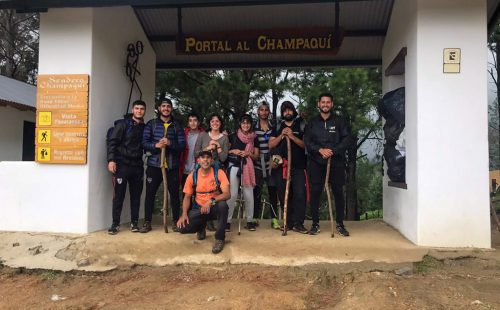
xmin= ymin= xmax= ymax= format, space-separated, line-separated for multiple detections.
xmin=38 ymin=111 xmax=52 ymax=126
xmin=37 ymin=147 xmax=51 ymax=162
xmin=37 ymin=129 xmax=51 ymax=144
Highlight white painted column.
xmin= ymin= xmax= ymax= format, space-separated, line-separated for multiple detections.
xmin=0 ymin=6 xmax=156 ymax=233
xmin=382 ymin=0 xmax=491 ymax=247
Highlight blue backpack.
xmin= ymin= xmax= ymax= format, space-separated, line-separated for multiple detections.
xmin=191 ymin=163 xmax=221 ymax=209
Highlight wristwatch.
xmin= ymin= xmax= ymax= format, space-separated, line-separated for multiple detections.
xmin=210 ymin=198 xmax=217 ymax=206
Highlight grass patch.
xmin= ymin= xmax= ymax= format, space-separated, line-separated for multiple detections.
xmin=415 ymin=255 xmax=442 ymax=273
xmin=40 ymin=270 xmax=60 ymax=281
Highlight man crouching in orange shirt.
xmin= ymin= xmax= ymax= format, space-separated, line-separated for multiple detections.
xmin=177 ymin=150 xmax=230 ymax=254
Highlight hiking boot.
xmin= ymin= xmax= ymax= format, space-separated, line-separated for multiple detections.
xmin=212 ymin=239 xmax=225 ymax=254
xmin=336 ymin=224 xmax=350 ymax=237
xmin=197 ymin=229 xmax=206 ymax=240
xmin=108 ymin=224 xmax=119 ymax=235
xmin=271 ymin=218 xmax=281 ymax=230
xmin=206 ymin=220 xmax=216 ymax=232
xmin=309 ymin=224 xmax=321 ymax=235
xmin=140 ymin=221 xmax=152 ymax=233
xmin=172 ymin=225 xmax=181 ymax=233
xmin=245 ymin=222 xmax=256 ymax=231
xmin=130 ymin=221 xmax=140 ymax=233
xmin=293 ymin=224 xmax=309 ymax=234
xmin=225 ymin=223 xmax=231 ymax=232
xmin=253 ymin=219 xmax=260 ymax=227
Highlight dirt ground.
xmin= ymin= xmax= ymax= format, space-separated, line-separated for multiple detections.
xmin=0 ymin=254 xmax=499 ymax=309
xmin=1 ymin=228 xmax=499 ymax=309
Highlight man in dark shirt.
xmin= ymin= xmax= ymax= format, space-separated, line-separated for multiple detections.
xmin=304 ymin=92 xmax=351 ymax=236
xmin=269 ymin=101 xmax=308 ymax=234
xmin=106 ymin=100 xmax=146 ymax=235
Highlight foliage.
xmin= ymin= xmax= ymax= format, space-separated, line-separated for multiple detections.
xmin=488 ymin=22 xmax=500 ymax=170
xmin=156 ymin=70 xmax=263 ymax=131
xmin=0 ymin=9 xmax=39 ymax=83
xmin=356 ymin=157 xmax=383 ymax=213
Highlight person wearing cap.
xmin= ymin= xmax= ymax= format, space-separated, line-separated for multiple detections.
xmin=304 ymin=92 xmax=352 ymax=236
xmin=141 ymin=98 xmax=186 ymax=233
xmin=253 ymin=101 xmax=281 ymax=229
xmin=226 ymin=114 xmax=260 ymax=231
xmin=269 ymin=101 xmax=309 ymax=234
xmin=177 ymin=150 xmax=230 ymax=254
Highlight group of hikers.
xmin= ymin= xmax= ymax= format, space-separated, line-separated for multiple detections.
xmin=106 ymin=92 xmax=351 ymax=254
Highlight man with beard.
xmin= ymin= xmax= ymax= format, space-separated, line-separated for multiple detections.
xmin=177 ymin=150 xmax=230 ymax=254
xmin=142 ymin=99 xmax=186 ymax=233
xmin=269 ymin=101 xmax=308 ymax=233
xmin=106 ymin=100 xmax=147 ymax=235
xmin=304 ymin=92 xmax=351 ymax=236
xmin=253 ymin=101 xmax=280 ymax=229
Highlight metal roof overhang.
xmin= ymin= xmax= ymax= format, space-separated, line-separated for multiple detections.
xmin=1 ymin=0 xmax=500 ymax=70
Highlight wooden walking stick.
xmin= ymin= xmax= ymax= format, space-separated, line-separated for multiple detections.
xmin=237 ymin=159 xmax=245 ymax=235
xmin=161 ymin=122 xmax=172 ymax=233
xmin=325 ymin=157 xmax=335 ymax=238
xmin=282 ymin=136 xmax=292 ymax=236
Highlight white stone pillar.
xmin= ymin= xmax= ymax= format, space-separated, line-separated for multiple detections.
xmin=382 ymin=0 xmax=491 ymax=247
xmin=0 ymin=6 xmax=155 ymax=233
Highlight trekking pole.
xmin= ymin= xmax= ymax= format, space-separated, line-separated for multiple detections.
xmin=161 ymin=122 xmax=171 ymax=233
xmin=325 ymin=157 xmax=335 ymax=238
xmin=237 ymin=158 xmax=245 ymax=235
xmin=282 ymin=136 xmax=292 ymax=236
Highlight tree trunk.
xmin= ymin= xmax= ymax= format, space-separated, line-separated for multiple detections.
xmin=345 ymin=135 xmax=359 ymax=221
xmin=496 ymin=41 xmax=500 ymax=169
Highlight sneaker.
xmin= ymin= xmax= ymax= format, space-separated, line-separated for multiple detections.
xmin=130 ymin=222 xmax=140 ymax=232
xmin=336 ymin=224 xmax=350 ymax=237
xmin=293 ymin=224 xmax=309 ymax=234
xmin=212 ymin=239 xmax=225 ymax=254
xmin=309 ymin=224 xmax=321 ymax=235
xmin=108 ymin=224 xmax=119 ymax=235
xmin=271 ymin=218 xmax=281 ymax=230
xmin=245 ymin=222 xmax=256 ymax=231
xmin=206 ymin=220 xmax=216 ymax=232
xmin=172 ymin=225 xmax=181 ymax=233
xmin=140 ymin=221 xmax=152 ymax=233
xmin=225 ymin=223 xmax=231 ymax=232
xmin=197 ymin=229 xmax=206 ymax=240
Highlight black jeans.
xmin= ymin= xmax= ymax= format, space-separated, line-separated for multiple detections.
xmin=308 ymin=159 xmax=346 ymax=225
xmin=253 ymin=168 xmax=278 ymax=219
xmin=112 ymin=164 xmax=143 ymax=225
xmin=276 ymin=168 xmax=306 ymax=226
xmin=144 ymin=166 xmax=181 ymax=223
xmin=179 ymin=201 xmax=229 ymax=241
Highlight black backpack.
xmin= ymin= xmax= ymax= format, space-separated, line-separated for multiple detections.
xmin=106 ymin=119 xmax=133 ymax=145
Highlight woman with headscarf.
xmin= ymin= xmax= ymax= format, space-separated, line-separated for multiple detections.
xmin=226 ymin=114 xmax=260 ymax=231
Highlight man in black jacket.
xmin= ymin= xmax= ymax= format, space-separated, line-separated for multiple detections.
xmin=304 ymin=93 xmax=352 ymax=236
xmin=106 ymin=100 xmax=146 ymax=235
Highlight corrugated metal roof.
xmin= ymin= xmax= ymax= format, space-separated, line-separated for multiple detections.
xmin=0 ymin=75 xmax=36 ymax=108
xmin=137 ymin=1 xmax=392 ymax=68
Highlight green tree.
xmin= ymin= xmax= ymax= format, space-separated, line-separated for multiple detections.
xmin=156 ymin=70 xmax=261 ymax=131
xmin=489 ymin=22 xmax=500 ymax=170
xmin=0 ymin=9 xmax=39 ymax=83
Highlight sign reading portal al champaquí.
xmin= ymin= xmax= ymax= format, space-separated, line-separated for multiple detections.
xmin=36 ymin=74 xmax=89 ymax=164
xmin=177 ymin=27 xmax=344 ymax=55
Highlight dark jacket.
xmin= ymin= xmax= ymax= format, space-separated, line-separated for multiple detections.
xmin=107 ymin=117 xmax=145 ymax=167
xmin=304 ymin=113 xmax=351 ymax=166
xmin=142 ymin=116 xmax=185 ymax=169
